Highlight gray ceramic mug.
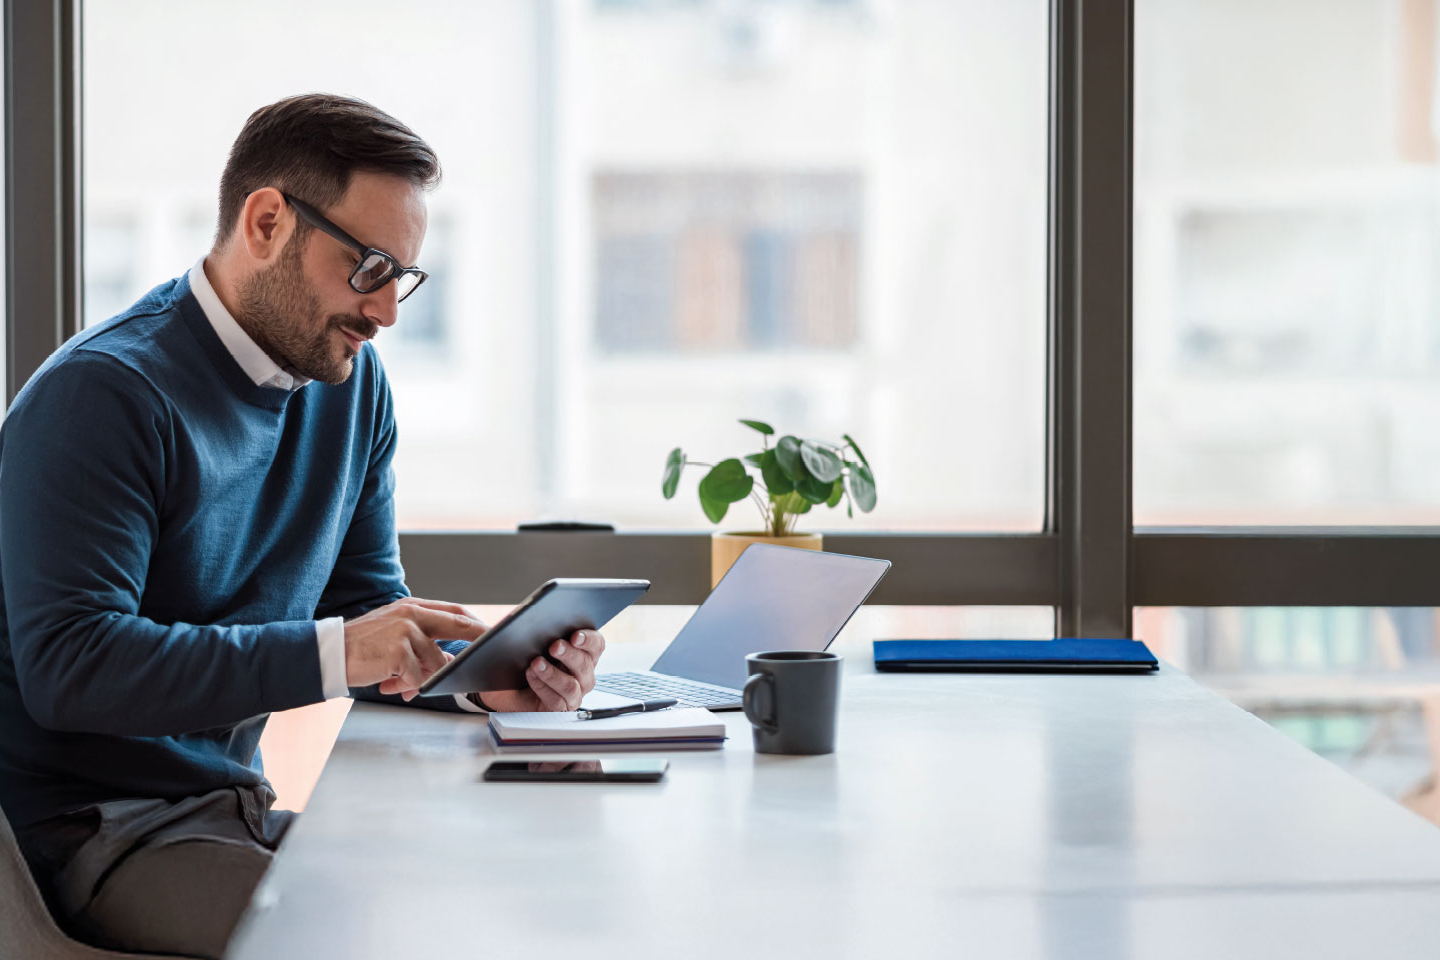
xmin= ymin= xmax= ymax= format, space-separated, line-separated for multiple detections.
xmin=742 ymin=651 xmax=843 ymax=755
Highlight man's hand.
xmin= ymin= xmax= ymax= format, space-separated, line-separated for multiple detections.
xmin=344 ymin=597 xmax=489 ymax=700
xmin=478 ymin=628 xmax=608 ymax=712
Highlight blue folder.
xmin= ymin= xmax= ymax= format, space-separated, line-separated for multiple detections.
xmin=873 ymin=638 xmax=1158 ymax=673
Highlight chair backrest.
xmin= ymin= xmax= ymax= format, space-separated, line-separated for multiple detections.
xmin=0 ymin=802 xmax=165 ymax=959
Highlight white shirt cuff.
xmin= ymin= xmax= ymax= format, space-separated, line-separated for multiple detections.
xmin=453 ymin=693 xmax=487 ymax=713
xmin=315 ymin=617 xmax=349 ymax=700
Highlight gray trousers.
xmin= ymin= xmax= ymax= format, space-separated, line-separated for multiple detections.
xmin=19 ymin=784 xmax=293 ymax=960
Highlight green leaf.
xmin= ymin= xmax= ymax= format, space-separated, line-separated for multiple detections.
xmin=698 ymin=458 xmax=755 ymax=504
xmin=775 ymin=436 xmax=805 ymax=482
xmin=759 ymin=449 xmax=794 ymax=496
xmin=795 ymin=472 xmax=832 ymax=504
xmin=825 ymin=480 xmax=844 ymax=508
xmin=743 ymin=453 xmax=765 ymax=466
xmin=739 ymin=419 xmax=775 ymax=436
xmin=699 ymin=492 xmax=729 ymax=524
xmin=847 ymin=463 xmax=877 ymax=512
xmin=661 ymin=447 xmax=685 ymax=499
xmin=800 ymin=440 xmax=842 ymax=483
xmin=843 ymin=433 xmax=870 ymax=467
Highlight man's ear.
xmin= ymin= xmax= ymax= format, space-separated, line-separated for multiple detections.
xmin=238 ymin=187 xmax=292 ymax=264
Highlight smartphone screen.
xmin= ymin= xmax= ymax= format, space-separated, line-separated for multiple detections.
xmin=482 ymin=759 xmax=669 ymax=783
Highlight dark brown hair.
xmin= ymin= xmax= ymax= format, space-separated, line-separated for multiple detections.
xmin=215 ymin=93 xmax=441 ymax=243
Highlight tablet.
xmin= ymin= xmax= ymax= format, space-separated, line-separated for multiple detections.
xmin=417 ymin=578 xmax=651 ymax=696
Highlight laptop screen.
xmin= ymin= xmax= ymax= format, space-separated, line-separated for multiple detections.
xmin=650 ymin=544 xmax=891 ymax=691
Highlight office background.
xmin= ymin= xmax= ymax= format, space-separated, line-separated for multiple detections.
xmin=5 ymin=0 xmax=1440 ymax=823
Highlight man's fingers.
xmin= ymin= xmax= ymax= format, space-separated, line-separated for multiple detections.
xmin=559 ymin=629 xmax=606 ymax=691
xmin=376 ymin=643 xmax=427 ymax=696
xmin=524 ymin=664 xmax=567 ymax=711
xmin=529 ymin=657 xmax=583 ymax=710
xmin=571 ymin=628 xmax=606 ymax=660
xmin=399 ymin=597 xmax=480 ymax=621
xmin=407 ymin=606 xmax=488 ymax=642
xmin=379 ymin=678 xmax=419 ymax=697
xmin=346 ymin=599 xmax=489 ymax=696
xmin=407 ymin=632 xmax=449 ymax=679
xmin=550 ymin=636 xmax=597 ymax=693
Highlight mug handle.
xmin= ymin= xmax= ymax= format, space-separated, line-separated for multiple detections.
xmin=742 ymin=673 xmax=778 ymax=734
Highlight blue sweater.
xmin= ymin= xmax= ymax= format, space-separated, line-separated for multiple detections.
xmin=0 ymin=275 xmax=439 ymax=829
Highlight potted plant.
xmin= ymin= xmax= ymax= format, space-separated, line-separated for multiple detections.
xmin=662 ymin=419 xmax=878 ymax=586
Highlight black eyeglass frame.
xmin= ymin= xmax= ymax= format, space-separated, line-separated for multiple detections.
xmin=281 ymin=192 xmax=428 ymax=303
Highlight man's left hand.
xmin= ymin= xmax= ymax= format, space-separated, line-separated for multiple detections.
xmin=478 ymin=628 xmax=607 ymax=712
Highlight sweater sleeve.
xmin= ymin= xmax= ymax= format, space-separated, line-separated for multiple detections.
xmin=0 ymin=354 xmax=325 ymax=737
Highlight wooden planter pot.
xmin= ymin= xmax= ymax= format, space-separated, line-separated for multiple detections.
xmin=710 ymin=531 xmax=823 ymax=588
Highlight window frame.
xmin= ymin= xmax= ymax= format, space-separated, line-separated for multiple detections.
xmin=10 ymin=0 xmax=1435 ymax=627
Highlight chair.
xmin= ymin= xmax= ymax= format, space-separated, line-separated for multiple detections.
xmin=0 ymin=803 xmax=186 ymax=959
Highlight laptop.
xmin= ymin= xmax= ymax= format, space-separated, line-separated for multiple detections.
xmin=590 ymin=543 xmax=891 ymax=711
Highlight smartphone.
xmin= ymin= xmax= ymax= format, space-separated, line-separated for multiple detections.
xmin=482 ymin=759 xmax=669 ymax=783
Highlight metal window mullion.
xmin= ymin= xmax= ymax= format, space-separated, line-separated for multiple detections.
xmin=1134 ymin=529 xmax=1440 ymax=607
xmin=4 ymin=0 xmax=81 ymax=406
xmin=1050 ymin=0 xmax=1134 ymax=637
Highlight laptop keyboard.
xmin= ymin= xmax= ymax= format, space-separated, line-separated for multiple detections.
xmin=594 ymin=672 xmax=739 ymax=708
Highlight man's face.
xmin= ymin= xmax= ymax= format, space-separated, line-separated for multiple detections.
xmin=236 ymin=172 xmax=427 ymax=385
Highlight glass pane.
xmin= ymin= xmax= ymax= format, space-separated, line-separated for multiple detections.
xmin=1138 ymin=606 xmax=1440 ymax=824
xmin=1134 ymin=1 xmax=1440 ymax=524
xmin=83 ymin=0 xmax=1048 ymax=532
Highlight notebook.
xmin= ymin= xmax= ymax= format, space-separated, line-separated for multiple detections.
xmin=488 ymin=707 xmax=727 ymax=751
xmin=873 ymin=638 xmax=1159 ymax=673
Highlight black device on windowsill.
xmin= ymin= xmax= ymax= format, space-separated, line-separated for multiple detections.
xmin=482 ymin=759 xmax=669 ymax=783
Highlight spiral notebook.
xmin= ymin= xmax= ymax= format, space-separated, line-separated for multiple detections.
xmin=488 ymin=707 xmax=726 ymax=751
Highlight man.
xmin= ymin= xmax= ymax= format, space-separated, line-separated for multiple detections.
xmin=0 ymin=94 xmax=602 ymax=957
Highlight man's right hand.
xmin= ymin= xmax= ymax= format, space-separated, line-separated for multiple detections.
xmin=343 ymin=597 xmax=489 ymax=700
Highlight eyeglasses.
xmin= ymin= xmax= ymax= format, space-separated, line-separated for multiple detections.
xmin=281 ymin=192 xmax=428 ymax=303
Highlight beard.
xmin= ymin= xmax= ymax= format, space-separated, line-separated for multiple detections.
xmin=234 ymin=234 xmax=378 ymax=386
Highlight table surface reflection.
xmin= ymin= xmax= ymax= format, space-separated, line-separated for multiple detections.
xmin=228 ymin=641 xmax=1440 ymax=959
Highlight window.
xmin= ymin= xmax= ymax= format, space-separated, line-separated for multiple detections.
xmin=385 ymin=218 xmax=454 ymax=357
xmin=83 ymin=215 xmax=140 ymax=328
xmin=1134 ymin=0 xmax=1440 ymax=524
xmin=82 ymin=0 xmax=1048 ymax=533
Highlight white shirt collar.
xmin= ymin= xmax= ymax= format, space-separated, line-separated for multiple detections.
xmin=187 ymin=257 xmax=309 ymax=391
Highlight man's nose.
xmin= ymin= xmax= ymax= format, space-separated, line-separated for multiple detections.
xmin=362 ymin=281 xmax=401 ymax=328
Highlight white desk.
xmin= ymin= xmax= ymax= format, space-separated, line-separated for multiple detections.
xmin=227 ymin=646 xmax=1440 ymax=959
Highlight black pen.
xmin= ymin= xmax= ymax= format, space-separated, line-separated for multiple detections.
xmin=576 ymin=698 xmax=678 ymax=721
